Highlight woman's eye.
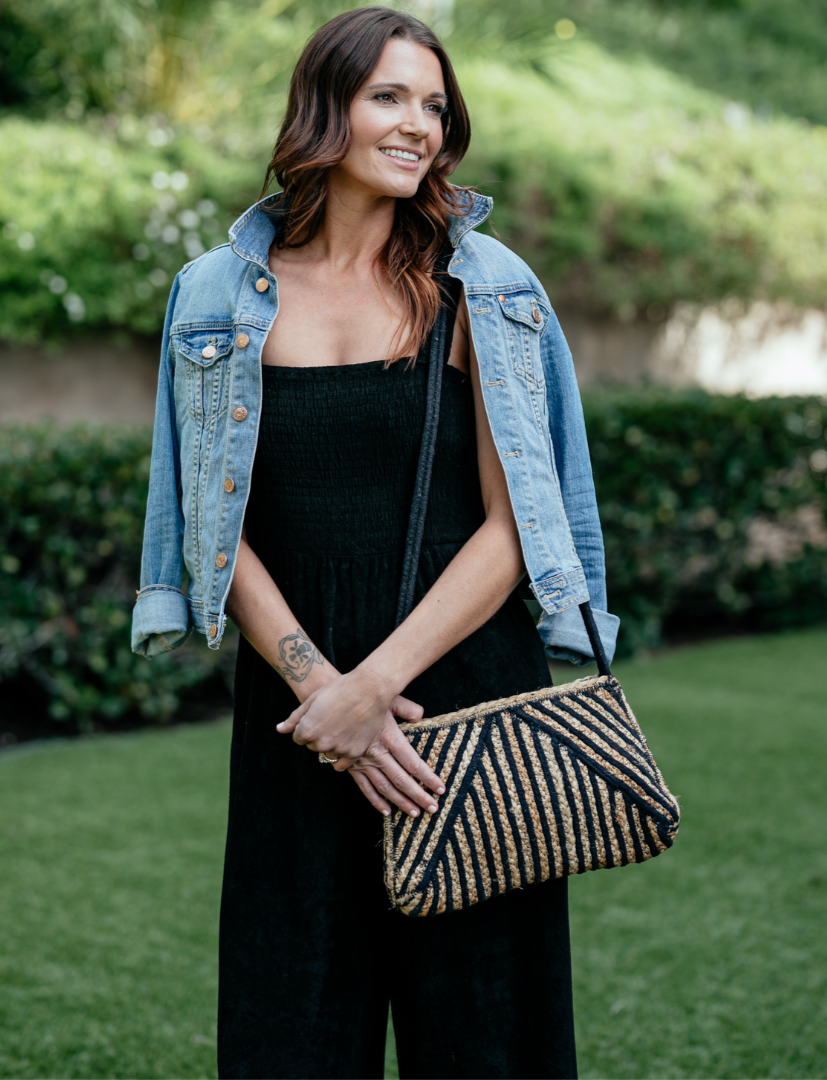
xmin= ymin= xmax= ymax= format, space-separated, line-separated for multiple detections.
xmin=425 ymin=102 xmax=447 ymax=116
xmin=375 ymin=93 xmax=396 ymax=104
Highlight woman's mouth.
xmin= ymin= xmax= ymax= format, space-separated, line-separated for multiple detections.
xmin=379 ymin=147 xmax=422 ymax=166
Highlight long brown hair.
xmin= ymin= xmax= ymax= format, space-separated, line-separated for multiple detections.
xmin=260 ymin=6 xmax=472 ymax=362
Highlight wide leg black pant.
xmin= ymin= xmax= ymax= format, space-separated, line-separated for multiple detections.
xmin=217 ymin=640 xmax=577 ymax=1080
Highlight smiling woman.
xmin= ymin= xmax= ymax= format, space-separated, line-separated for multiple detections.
xmin=132 ymin=6 xmax=618 ymax=1079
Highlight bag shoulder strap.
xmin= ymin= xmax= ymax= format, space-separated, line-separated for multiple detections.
xmin=393 ymin=254 xmax=612 ymax=678
xmin=395 ymin=252 xmax=461 ymax=626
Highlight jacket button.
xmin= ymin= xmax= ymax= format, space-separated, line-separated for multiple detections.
xmin=532 ymin=308 xmax=542 ymax=324
xmin=255 ymin=277 xmax=269 ymax=292
xmin=232 ymin=406 xmax=248 ymax=421
xmin=216 ymin=553 xmax=228 ymax=568
xmin=236 ymin=333 xmax=249 ymax=348
xmin=208 ymin=624 xmax=218 ymax=639
xmin=201 ymin=344 xmax=217 ymax=359
xmin=224 ymin=477 xmax=235 ymax=492
xmin=498 ymin=294 xmax=505 ymax=303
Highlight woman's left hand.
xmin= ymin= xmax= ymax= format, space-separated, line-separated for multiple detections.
xmin=276 ymin=667 xmax=444 ymax=815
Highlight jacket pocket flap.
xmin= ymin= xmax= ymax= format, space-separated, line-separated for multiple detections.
xmin=500 ymin=292 xmax=546 ymax=332
xmin=174 ymin=328 xmax=235 ymax=366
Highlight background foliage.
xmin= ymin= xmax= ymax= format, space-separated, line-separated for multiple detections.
xmin=2 ymin=393 xmax=825 ymax=726
xmin=3 ymin=0 xmax=827 ymax=340
xmin=0 ymin=426 xmax=231 ymax=729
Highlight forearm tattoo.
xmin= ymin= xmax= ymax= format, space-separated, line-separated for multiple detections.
xmin=275 ymin=627 xmax=324 ymax=683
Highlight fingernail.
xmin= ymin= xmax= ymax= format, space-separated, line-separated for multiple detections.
xmin=428 ymin=804 xmax=438 ymax=814
xmin=410 ymin=809 xmax=419 ymax=817
xmin=382 ymin=809 xmax=390 ymax=817
xmin=437 ymin=787 xmax=445 ymax=795
xmin=276 ymin=723 xmax=285 ymax=731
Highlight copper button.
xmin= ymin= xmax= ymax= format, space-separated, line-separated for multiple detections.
xmin=216 ymin=552 xmax=228 ymax=568
xmin=255 ymin=277 xmax=269 ymax=292
xmin=236 ymin=333 xmax=249 ymax=349
xmin=532 ymin=308 xmax=542 ymax=324
xmin=224 ymin=477 xmax=235 ymax=493
xmin=498 ymin=294 xmax=506 ymax=303
xmin=208 ymin=624 xmax=218 ymax=639
xmin=201 ymin=344 xmax=217 ymax=359
xmin=232 ymin=406 xmax=248 ymax=422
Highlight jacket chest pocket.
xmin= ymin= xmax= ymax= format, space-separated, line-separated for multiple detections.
xmin=498 ymin=291 xmax=547 ymax=387
xmin=174 ymin=329 xmax=234 ymax=420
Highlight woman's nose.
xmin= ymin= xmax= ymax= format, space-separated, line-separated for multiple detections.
xmin=398 ymin=107 xmax=430 ymax=140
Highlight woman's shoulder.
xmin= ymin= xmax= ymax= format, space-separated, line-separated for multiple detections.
xmin=456 ymin=229 xmax=546 ymax=296
xmin=176 ymin=241 xmax=243 ymax=286
xmin=169 ymin=242 xmax=254 ymax=320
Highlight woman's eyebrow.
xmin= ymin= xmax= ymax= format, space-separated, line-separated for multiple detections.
xmin=366 ymin=82 xmax=448 ymax=102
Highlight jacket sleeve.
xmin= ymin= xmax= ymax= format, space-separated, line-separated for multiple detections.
xmin=131 ymin=273 xmax=192 ymax=659
xmin=538 ymin=306 xmax=620 ymax=665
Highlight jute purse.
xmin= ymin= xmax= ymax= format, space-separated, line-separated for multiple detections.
xmin=384 ymin=265 xmax=680 ymax=917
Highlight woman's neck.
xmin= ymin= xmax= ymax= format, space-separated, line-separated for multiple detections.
xmin=301 ymin=172 xmax=396 ymax=272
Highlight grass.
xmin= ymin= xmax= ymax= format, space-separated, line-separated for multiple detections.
xmin=1 ymin=628 xmax=826 ymax=1079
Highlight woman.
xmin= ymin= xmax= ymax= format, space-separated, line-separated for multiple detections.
xmin=132 ymin=7 xmax=619 ymax=1078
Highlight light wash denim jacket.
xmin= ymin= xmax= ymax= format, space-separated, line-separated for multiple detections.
xmin=131 ymin=190 xmax=619 ymax=665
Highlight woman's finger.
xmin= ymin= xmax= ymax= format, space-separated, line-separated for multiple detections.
xmin=348 ymin=768 xmax=392 ymax=816
xmin=365 ymin=743 xmax=439 ymax=814
xmin=276 ymin=699 xmax=309 ymax=734
xmin=359 ymin=763 xmax=424 ymax=818
xmin=382 ymin=720 xmax=445 ymax=796
xmin=390 ymin=694 xmax=425 ymax=722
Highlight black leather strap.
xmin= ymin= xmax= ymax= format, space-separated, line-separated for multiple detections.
xmin=394 ymin=255 xmax=612 ymax=678
xmin=395 ymin=252 xmax=461 ymax=627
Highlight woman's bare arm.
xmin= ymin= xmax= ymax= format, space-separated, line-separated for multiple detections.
xmin=359 ymin=302 xmax=526 ymax=693
xmin=280 ymin=299 xmax=531 ymax=802
xmin=227 ymin=531 xmax=443 ymax=814
xmin=226 ymin=535 xmax=331 ymax=701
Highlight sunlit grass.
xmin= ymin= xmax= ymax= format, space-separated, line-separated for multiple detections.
xmin=1 ymin=628 xmax=826 ymax=1078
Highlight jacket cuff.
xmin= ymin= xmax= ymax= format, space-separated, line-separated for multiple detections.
xmin=537 ymin=604 xmax=620 ymax=667
xmin=131 ymin=585 xmax=192 ymax=659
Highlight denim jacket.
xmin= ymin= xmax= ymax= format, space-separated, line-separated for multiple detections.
xmin=131 ymin=190 xmax=619 ymax=665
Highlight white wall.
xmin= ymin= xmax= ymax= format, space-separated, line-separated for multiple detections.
xmin=2 ymin=299 xmax=825 ymax=427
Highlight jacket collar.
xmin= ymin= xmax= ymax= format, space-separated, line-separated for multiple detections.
xmin=228 ymin=187 xmax=493 ymax=267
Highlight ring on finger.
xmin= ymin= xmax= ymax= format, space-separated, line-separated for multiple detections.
xmin=318 ymin=751 xmax=339 ymax=764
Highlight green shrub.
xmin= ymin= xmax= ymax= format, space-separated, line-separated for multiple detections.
xmin=0 ymin=425 xmax=231 ymax=729
xmin=0 ymin=117 xmax=258 ymax=344
xmin=5 ymin=28 xmax=827 ymax=341
xmin=456 ymin=43 xmax=827 ymax=315
xmin=1 ymin=395 xmax=826 ymax=727
xmin=586 ymin=390 xmax=827 ymax=652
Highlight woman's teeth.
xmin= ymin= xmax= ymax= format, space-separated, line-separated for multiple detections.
xmin=380 ymin=148 xmax=420 ymax=162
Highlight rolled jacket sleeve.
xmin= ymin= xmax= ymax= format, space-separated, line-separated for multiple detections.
xmin=538 ymin=307 xmax=620 ymax=665
xmin=131 ymin=273 xmax=191 ymax=659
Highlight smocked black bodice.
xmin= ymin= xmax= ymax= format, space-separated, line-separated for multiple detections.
xmin=245 ymin=359 xmax=485 ymax=559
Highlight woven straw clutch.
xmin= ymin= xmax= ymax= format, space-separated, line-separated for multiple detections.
xmin=384 ymin=674 xmax=680 ymax=917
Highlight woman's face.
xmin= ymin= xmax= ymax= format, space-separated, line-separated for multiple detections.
xmin=334 ymin=38 xmax=447 ymax=201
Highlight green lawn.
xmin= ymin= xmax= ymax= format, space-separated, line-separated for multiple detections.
xmin=1 ymin=628 xmax=825 ymax=1079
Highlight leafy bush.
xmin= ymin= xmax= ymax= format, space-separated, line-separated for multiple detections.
xmin=5 ymin=23 xmax=827 ymax=340
xmin=453 ymin=0 xmax=827 ymax=128
xmin=456 ymin=43 xmax=827 ymax=315
xmin=0 ymin=117 xmax=258 ymax=344
xmin=586 ymin=390 xmax=827 ymax=652
xmin=0 ymin=425 xmax=232 ymax=729
xmin=1 ymin=395 xmax=826 ymax=727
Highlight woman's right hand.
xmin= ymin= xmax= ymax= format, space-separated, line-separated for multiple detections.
xmin=345 ymin=697 xmax=445 ymax=818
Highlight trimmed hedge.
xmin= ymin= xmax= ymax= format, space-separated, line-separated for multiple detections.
xmin=584 ymin=390 xmax=827 ymax=650
xmin=1 ymin=392 xmax=826 ymax=728
xmin=0 ymin=425 xmax=231 ymax=729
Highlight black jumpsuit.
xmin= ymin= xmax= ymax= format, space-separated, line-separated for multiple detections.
xmin=217 ymin=342 xmax=577 ymax=1079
